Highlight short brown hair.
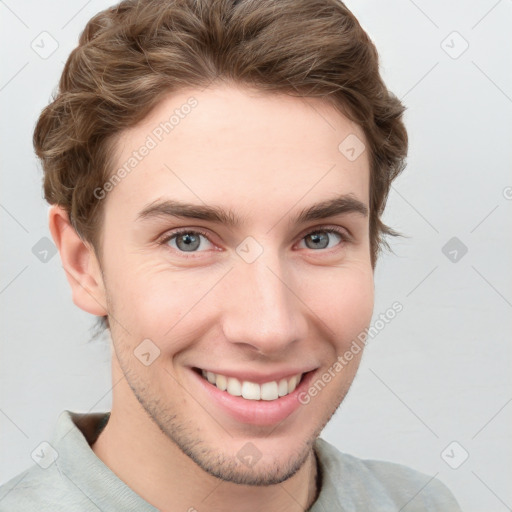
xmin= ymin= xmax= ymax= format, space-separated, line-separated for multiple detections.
xmin=33 ymin=0 xmax=408 ymax=333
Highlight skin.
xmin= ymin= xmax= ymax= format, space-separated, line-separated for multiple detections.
xmin=49 ymin=83 xmax=374 ymax=512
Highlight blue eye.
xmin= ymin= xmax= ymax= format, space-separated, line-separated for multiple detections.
xmin=159 ymin=226 xmax=349 ymax=256
xmin=298 ymin=228 xmax=347 ymax=250
xmin=162 ymin=230 xmax=213 ymax=253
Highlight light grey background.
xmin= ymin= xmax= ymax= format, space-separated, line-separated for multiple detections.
xmin=1 ymin=1 xmax=511 ymax=511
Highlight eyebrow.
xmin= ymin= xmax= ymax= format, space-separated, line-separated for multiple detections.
xmin=136 ymin=194 xmax=368 ymax=227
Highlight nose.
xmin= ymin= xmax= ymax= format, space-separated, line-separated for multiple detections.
xmin=220 ymin=251 xmax=307 ymax=356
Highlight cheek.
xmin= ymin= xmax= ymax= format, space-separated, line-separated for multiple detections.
xmin=106 ymin=256 xmax=219 ymax=342
xmin=303 ymin=264 xmax=374 ymax=349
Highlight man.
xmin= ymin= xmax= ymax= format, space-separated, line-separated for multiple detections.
xmin=0 ymin=0 xmax=462 ymax=510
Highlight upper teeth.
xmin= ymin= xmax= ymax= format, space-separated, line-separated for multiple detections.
xmin=201 ymin=370 xmax=303 ymax=401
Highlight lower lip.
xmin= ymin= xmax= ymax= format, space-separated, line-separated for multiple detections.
xmin=190 ymin=368 xmax=316 ymax=427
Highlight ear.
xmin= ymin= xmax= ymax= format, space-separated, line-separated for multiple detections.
xmin=48 ymin=205 xmax=108 ymax=317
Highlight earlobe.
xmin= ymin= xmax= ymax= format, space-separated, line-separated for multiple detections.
xmin=48 ymin=205 xmax=108 ymax=317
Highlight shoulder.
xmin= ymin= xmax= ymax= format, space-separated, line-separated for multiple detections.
xmin=313 ymin=438 xmax=462 ymax=512
xmin=0 ymin=410 xmax=157 ymax=512
xmin=0 ymin=464 xmax=79 ymax=512
xmin=0 ymin=410 xmax=110 ymax=512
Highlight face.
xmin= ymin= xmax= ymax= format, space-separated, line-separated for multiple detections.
xmin=97 ymin=84 xmax=374 ymax=485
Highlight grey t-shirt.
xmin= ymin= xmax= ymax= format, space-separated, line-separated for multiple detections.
xmin=0 ymin=410 xmax=462 ymax=511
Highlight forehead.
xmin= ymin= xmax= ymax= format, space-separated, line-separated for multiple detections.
xmin=104 ymin=84 xmax=370 ymax=224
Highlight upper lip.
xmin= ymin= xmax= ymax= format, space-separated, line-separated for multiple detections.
xmin=192 ymin=366 xmax=317 ymax=385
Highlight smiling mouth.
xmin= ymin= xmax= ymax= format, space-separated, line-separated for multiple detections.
xmin=193 ymin=368 xmax=306 ymax=401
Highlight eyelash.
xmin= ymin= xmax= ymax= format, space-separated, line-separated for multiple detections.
xmin=157 ymin=226 xmax=351 ymax=257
